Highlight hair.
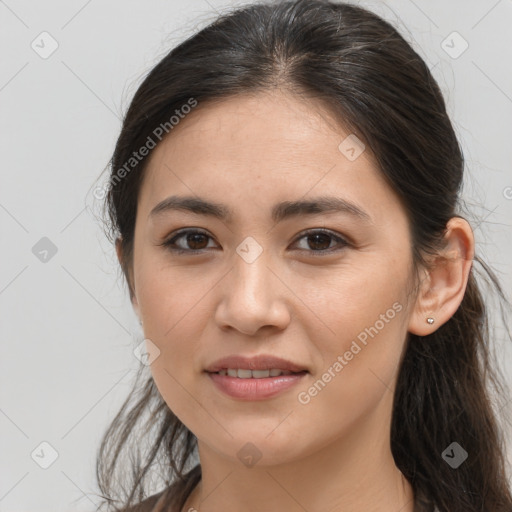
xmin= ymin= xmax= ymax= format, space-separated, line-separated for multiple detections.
xmin=95 ymin=1 xmax=512 ymax=511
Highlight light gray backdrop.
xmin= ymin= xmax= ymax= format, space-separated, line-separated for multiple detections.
xmin=1 ymin=0 xmax=511 ymax=510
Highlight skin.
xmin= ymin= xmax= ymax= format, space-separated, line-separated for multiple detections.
xmin=116 ymin=90 xmax=474 ymax=512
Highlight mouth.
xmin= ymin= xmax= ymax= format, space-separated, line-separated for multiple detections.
xmin=204 ymin=354 xmax=309 ymax=400
xmin=204 ymin=353 xmax=309 ymax=375
xmin=207 ymin=368 xmax=308 ymax=378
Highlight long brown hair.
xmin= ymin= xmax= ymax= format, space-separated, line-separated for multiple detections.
xmin=95 ymin=1 xmax=512 ymax=511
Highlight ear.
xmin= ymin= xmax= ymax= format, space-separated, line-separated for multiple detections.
xmin=115 ymin=237 xmax=140 ymax=320
xmin=408 ymin=217 xmax=475 ymax=336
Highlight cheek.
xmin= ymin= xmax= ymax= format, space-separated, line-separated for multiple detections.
xmin=302 ymin=260 xmax=407 ymax=347
xmin=296 ymin=262 xmax=409 ymax=403
xmin=136 ymin=253 xmax=214 ymax=341
xmin=132 ymin=250 xmax=222 ymax=404
xmin=292 ymin=301 xmax=407 ymax=449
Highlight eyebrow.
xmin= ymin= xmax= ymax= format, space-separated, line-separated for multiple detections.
xmin=149 ymin=195 xmax=373 ymax=224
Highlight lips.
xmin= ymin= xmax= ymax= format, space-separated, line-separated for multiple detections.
xmin=204 ymin=354 xmax=309 ymax=374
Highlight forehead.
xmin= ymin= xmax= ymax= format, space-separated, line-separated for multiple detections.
xmin=138 ymin=90 xmax=405 ymax=224
xmin=148 ymin=91 xmax=368 ymax=162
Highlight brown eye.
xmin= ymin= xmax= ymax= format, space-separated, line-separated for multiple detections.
xmin=161 ymin=228 xmax=349 ymax=256
xmin=304 ymin=232 xmax=332 ymax=250
xmin=162 ymin=229 xmax=216 ymax=253
xmin=183 ymin=232 xmax=209 ymax=250
xmin=292 ymin=229 xmax=349 ymax=255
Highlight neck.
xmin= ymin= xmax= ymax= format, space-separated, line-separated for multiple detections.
xmin=181 ymin=397 xmax=415 ymax=512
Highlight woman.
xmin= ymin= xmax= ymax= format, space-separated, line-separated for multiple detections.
xmin=95 ymin=1 xmax=512 ymax=511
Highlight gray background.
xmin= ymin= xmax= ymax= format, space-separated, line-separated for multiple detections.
xmin=1 ymin=0 xmax=511 ymax=510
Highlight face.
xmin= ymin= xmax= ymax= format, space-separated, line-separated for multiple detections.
xmin=129 ymin=90 xmax=418 ymax=466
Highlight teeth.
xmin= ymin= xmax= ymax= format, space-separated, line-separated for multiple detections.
xmin=252 ymin=369 xmax=270 ymax=378
xmin=218 ymin=368 xmax=295 ymax=378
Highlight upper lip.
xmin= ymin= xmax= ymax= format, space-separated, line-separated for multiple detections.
xmin=205 ymin=354 xmax=308 ymax=373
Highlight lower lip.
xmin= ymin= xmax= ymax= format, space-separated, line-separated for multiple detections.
xmin=207 ymin=371 xmax=308 ymax=400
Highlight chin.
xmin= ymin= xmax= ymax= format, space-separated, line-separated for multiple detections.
xmin=198 ymin=428 xmax=310 ymax=468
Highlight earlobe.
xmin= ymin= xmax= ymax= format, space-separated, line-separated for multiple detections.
xmin=408 ymin=217 xmax=474 ymax=336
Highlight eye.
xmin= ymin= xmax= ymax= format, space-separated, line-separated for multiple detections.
xmin=291 ymin=228 xmax=350 ymax=255
xmin=161 ymin=229 xmax=216 ymax=254
xmin=160 ymin=228 xmax=350 ymax=255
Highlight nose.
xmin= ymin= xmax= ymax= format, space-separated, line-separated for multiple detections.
xmin=214 ymin=250 xmax=291 ymax=336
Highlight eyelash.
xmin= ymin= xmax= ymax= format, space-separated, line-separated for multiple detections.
xmin=160 ymin=228 xmax=350 ymax=256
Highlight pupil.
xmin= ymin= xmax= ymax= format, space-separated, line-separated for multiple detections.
xmin=188 ymin=233 xmax=207 ymax=250
xmin=308 ymin=233 xmax=330 ymax=250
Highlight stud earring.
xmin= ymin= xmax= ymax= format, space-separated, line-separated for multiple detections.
xmin=426 ymin=317 xmax=435 ymax=325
